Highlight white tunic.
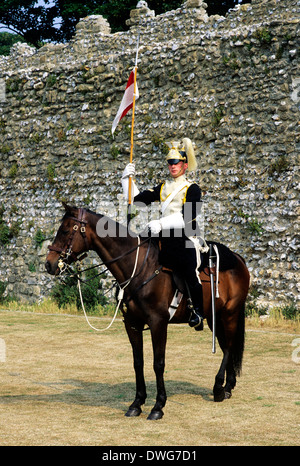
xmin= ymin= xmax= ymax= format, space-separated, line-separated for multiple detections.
xmin=160 ymin=175 xmax=191 ymax=217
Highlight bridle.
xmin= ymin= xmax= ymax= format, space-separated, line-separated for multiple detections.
xmin=48 ymin=208 xmax=153 ymax=279
xmin=47 ymin=208 xmax=161 ymax=331
xmin=48 ymin=208 xmax=89 ymax=273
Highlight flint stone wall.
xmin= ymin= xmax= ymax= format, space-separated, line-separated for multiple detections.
xmin=0 ymin=0 xmax=299 ymax=308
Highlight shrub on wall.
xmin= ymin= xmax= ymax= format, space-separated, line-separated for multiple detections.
xmin=50 ymin=269 xmax=108 ymax=312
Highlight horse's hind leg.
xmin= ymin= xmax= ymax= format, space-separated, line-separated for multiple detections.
xmin=224 ymin=357 xmax=236 ymax=399
xmin=213 ymin=301 xmax=245 ymax=401
xmin=213 ymin=347 xmax=229 ymax=402
xmin=213 ymin=351 xmax=236 ymax=401
xmin=124 ymin=319 xmax=147 ymax=417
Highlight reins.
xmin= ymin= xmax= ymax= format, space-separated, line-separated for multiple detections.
xmin=78 ymin=236 xmax=141 ymax=332
xmin=48 ymin=209 xmax=159 ymax=331
xmin=56 ymin=235 xmax=151 ymax=283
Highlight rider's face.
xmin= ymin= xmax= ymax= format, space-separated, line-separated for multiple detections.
xmin=168 ymin=161 xmax=188 ymax=178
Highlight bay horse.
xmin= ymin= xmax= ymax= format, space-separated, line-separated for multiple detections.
xmin=45 ymin=203 xmax=250 ymax=420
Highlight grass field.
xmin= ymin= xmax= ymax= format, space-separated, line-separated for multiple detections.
xmin=0 ymin=310 xmax=299 ymax=446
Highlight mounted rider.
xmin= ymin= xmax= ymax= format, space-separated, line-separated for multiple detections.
xmin=121 ymin=137 xmax=206 ymax=330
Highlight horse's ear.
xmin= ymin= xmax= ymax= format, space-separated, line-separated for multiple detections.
xmin=62 ymin=202 xmax=77 ymax=215
xmin=62 ymin=201 xmax=71 ymax=212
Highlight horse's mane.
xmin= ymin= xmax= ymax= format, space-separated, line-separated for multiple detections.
xmin=62 ymin=206 xmax=137 ymax=240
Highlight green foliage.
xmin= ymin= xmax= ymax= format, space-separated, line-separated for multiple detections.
xmin=253 ymin=27 xmax=272 ymax=45
xmin=50 ymin=269 xmax=108 ymax=312
xmin=246 ymin=286 xmax=299 ymax=321
xmin=236 ymin=209 xmax=264 ymax=236
xmin=34 ymin=228 xmax=45 ymax=248
xmin=0 ymin=204 xmax=10 ymax=245
xmin=280 ymin=302 xmax=299 ymax=321
xmin=247 ymin=218 xmax=263 ymax=235
xmin=29 ymin=132 xmax=44 ymax=145
xmin=0 ymin=223 xmax=10 ymax=245
xmin=151 ymin=134 xmax=168 ymax=153
xmin=8 ymin=163 xmax=17 ymax=178
xmin=9 ymin=220 xmax=21 ymax=237
xmin=211 ymin=105 xmax=225 ymax=128
xmin=0 ymin=0 xmax=58 ymax=48
xmin=0 ymin=280 xmax=7 ymax=303
xmin=47 ymin=163 xmax=56 ymax=184
xmin=268 ymin=155 xmax=289 ymax=177
xmin=46 ymin=74 xmax=57 ymax=87
xmin=10 ymin=204 xmax=18 ymax=214
xmin=110 ymin=144 xmax=119 ymax=159
xmin=0 ymin=204 xmax=21 ymax=244
xmin=28 ymin=262 xmax=36 ymax=272
xmin=222 ymin=52 xmax=240 ymax=71
xmin=0 ymin=144 xmax=10 ymax=154
xmin=0 ymin=31 xmax=23 ymax=55
xmin=51 ymin=276 xmax=78 ymax=309
xmin=246 ymin=285 xmax=268 ymax=317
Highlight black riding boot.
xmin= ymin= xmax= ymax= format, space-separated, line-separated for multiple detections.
xmin=188 ymin=283 xmax=204 ymax=331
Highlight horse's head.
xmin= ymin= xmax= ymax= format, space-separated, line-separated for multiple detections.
xmin=45 ymin=203 xmax=89 ymax=275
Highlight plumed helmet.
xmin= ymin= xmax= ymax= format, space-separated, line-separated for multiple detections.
xmin=166 ymin=138 xmax=197 ymax=171
xmin=182 ymin=137 xmax=197 ymax=171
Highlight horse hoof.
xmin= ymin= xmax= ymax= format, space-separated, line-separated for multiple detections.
xmin=213 ymin=390 xmax=225 ymax=402
xmin=125 ymin=407 xmax=142 ymax=417
xmin=224 ymin=391 xmax=232 ymax=399
xmin=147 ymin=410 xmax=164 ymax=421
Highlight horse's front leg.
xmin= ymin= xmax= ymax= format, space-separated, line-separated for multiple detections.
xmin=147 ymin=317 xmax=168 ymax=420
xmin=124 ymin=318 xmax=146 ymax=417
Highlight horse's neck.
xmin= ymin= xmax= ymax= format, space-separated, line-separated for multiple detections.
xmin=88 ymin=214 xmax=139 ymax=283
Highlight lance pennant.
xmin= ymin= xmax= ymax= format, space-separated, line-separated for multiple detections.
xmin=111 ymin=69 xmax=139 ymax=135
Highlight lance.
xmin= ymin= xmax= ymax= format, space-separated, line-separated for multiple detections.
xmin=127 ymin=32 xmax=140 ymax=225
xmin=209 ymin=244 xmax=217 ymax=354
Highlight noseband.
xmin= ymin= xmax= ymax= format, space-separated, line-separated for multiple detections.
xmin=48 ymin=208 xmax=88 ymax=271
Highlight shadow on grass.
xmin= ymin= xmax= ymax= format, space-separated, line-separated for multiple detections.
xmin=0 ymin=377 xmax=213 ymax=414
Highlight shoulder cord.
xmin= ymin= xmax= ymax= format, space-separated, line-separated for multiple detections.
xmin=77 ymin=236 xmax=141 ymax=331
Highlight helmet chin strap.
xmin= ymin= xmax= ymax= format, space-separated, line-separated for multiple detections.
xmin=171 ymin=163 xmax=188 ymax=178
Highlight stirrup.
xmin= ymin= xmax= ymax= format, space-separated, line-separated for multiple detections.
xmin=189 ymin=311 xmax=203 ymax=331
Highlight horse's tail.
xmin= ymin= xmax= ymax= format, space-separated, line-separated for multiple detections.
xmin=232 ymin=301 xmax=245 ymax=376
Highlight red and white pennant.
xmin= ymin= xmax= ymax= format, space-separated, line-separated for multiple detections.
xmin=111 ymin=70 xmax=139 ymax=135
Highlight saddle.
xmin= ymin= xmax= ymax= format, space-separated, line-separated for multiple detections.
xmin=161 ymin=242 xmax=220 ymax=321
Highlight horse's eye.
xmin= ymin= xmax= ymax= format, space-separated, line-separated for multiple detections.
xmin=61 ymin=230 xmax=69 ymax=235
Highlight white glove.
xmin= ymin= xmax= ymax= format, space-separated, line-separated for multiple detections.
xmin=148 ymin=220 xmax=162 ymax=234
xmin=122 ymin=163 xmax=135 ymax=179
xmin=121 ymin=163 xmax=139 ymax=200
xmin=160 ymin=212 xmax=185 ymax=230
xmin=148 ymin=213 xmax=185 ymax=235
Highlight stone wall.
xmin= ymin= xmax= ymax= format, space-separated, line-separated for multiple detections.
xmin=0 ymin=0 xmax=299 ymax=308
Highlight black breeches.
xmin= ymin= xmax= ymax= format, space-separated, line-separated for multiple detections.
xmin=159 ymin=236 xmax=200 ymax=288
